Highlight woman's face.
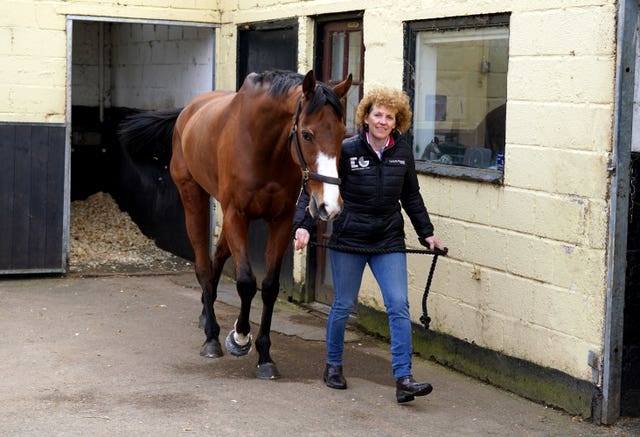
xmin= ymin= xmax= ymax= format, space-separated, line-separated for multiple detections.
xmin=365 ymin=104 xmax=397 ymax=141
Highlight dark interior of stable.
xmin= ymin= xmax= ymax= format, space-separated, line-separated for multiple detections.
xmin=70 ymin=20 xmax=216 ymax=261
xmin=71 ymin=105 xmax=194 ymax=260
xmin=622 ymin=152 xmax=640 ymax=416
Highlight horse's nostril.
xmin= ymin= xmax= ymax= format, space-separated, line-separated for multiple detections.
xmin=309 ymin=195 xmax=319 ymax=218
xmin=318 ymin=204 xmax=329 ymax=221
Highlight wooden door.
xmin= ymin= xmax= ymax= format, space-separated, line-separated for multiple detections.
xmin=312 ymin=17 xmax=364 ymax=305
xmin=0 ymin=123 xmax=67 ymax=274
xmin=236 ymin=19 xmax=298 ymax=290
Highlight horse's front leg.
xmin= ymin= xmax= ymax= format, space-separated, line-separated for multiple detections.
xmin=254 ymin=218 xmax=292 ymax=380
xmin=222 ymin=211 xmax=256 ymax=358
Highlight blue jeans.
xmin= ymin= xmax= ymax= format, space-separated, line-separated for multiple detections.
xmin=326 ymin=249 xmax=412 ymax=380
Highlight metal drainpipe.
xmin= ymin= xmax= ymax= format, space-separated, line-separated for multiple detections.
xmin=601 ymin=0 xmax=637 ymax=425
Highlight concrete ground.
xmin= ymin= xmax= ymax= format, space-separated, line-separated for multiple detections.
xmin=1 ymin=272 xmax=639 ymax=437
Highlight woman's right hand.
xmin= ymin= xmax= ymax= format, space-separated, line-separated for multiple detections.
xmin=294 ymin=228 xmax=310 ymax=250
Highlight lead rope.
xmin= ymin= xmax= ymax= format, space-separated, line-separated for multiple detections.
xmin=309 ymin=242 xmax=448 ymax=330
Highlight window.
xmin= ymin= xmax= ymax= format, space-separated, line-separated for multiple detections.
xmin=316 ymin=17 xmax=364 ymax=137
xmin=405 ymin=14 xmax=509 ymax=180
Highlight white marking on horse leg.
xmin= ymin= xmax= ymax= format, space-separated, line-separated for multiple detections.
xmin=233 ymin=319 xmax=251 ymax=346
xmin=317 ymin=153 xmax=341 ymax=218
xmin=234 ymin=331 xmax=252 ymax=346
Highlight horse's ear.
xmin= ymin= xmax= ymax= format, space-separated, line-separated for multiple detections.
xmin=302 ymin=70 xmax=317 ymax=100
xmin=333 ymin=73 xmax=353 ymax=99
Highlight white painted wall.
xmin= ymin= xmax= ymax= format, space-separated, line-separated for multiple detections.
xmin=2 ymin=0 xmax=628 ymax=390
xmin=72 ymin=21 xmax=112 ymax=108
xmin=217 ymin=0 xmax=619 ymax=385
xmin=110 ymin=23 xmax=215 ymax=109
xmin=72 ymin=21 xmax=214 ymax=111
xmin=0 ymin=0 xmax=219 ymax=123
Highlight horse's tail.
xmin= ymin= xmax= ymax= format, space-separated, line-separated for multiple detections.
xmin=118 ymin=108 xmax=182 ymax=165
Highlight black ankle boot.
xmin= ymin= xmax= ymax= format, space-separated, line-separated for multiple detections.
xmin=395 ymin=375 xmax=433 ymax=403
xmin=323 ymin=364 xmax=347 ymax=390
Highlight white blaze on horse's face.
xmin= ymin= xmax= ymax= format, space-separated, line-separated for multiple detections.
xmin=309 ymin=152 xmax=341 ymax=221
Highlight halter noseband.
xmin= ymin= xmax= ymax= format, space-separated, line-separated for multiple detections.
xmin=288 ymin=98 xmax=342 ymax=186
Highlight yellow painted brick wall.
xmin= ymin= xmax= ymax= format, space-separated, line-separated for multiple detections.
xmin=0 ymin=0 xmax=219 ymax=123
xmin=215 ymin=0 xmax=618 ymax=382
xmin=3 ymin=0 xmax=618 ymax=383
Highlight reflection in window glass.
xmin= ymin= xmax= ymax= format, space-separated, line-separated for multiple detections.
xmin=348 ymin=31 xmax=362 ymax=79
xmin=413 ymin=26 xmax=508 ymax=170
xmin=330 ymin=32 xmax=345 ymax=82
xmin=322 ymin=20 xmax=363 ymax=137
xmin=344 ymin=86 xmax=359 ymax=133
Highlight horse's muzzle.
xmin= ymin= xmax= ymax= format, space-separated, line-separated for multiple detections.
xmin=309 ymin=193 xmax=342 ymax=221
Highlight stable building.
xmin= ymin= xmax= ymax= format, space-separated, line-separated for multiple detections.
xmin=1 ymin=0 xmax=639 ymax=425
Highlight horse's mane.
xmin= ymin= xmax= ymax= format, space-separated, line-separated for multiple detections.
xmin=247 ymin=70 xmax=345 ymax=120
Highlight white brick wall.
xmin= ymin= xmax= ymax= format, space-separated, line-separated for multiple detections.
xmin=1 ymin=0 xmax=623 ymax=384
xmin=110 ymin=23 xmax=214 ymax=109
xmin=72 ymin=21 xmax=112 ymax=108
xmin=0 ymin=0 xmax=219 ymax=122
xmin=71 ymin=21 xmax=214 ymax=110
xmin=216 ymin=0 xmax=618 ymax=383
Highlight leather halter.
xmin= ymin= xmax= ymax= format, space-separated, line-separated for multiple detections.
xmin=288 ymin=97 xmax=342 ymax=186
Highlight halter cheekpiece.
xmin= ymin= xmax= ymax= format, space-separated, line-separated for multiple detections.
xmin=288 ymin=97 xmax=342 ymax=186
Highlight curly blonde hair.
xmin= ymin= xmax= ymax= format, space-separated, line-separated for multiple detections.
xmin=355 ymin=87 xmax=413 ymax=134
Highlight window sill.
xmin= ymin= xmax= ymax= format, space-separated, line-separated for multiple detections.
xmin=415 ymin=161 xmax=504 ymax=184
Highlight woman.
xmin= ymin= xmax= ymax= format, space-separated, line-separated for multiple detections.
xmin=293 ymin=87 xmax=446 ymax=403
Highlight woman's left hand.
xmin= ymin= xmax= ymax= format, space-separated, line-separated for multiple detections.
xmin=294 ymin=228 xmax=311 ymax=251
xmin=421 ymin=235 xmax=446 ymax=253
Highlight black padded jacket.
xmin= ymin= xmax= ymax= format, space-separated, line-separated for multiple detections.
xmin=293 ymin=128 xmax=434 ymax=251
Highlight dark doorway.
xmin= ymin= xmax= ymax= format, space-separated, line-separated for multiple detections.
xmin=235 ymin=19 xmax=298 ymax=291
xmin=622 ymin=152 xmax=640 ymax=416
xmin=237 ymin=19 xmax=298 ymax=88
xmin=69 ymin=20 xmax=215 ymax=266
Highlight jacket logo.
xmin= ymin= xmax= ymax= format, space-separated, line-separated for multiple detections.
xmin=350 ymin=156 xmax=370 ymax=169
xmin=388 ymin=159 xmax=406 ymax=165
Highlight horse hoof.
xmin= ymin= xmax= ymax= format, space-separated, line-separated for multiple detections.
xmin=225 ymin=329 xmax=252 ymax=357
xmin=256 ymin=362 xmax=281 ymax=380
xmin=200 ymin=340 xmax=224 ymax=358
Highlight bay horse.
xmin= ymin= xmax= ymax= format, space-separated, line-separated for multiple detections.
xmin=119 ymin=70 xmax=352 ymax=379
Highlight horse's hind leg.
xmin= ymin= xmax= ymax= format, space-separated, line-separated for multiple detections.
xmin=173 ymin=175 xmax=225 ymax=358
xmin=254 ymin=218 xmax=293 ymax=380
xmin=200 ymin=228 xmax=230 ymax=326
xmin=199 ymin=228 xmax=234 ymax=358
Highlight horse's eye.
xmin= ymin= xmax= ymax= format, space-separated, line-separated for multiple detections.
xmin=301 ymin=131 xmax=313 ymax=142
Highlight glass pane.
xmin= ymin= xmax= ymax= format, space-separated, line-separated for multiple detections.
xmin=330 ymin=32 xmax=345 ymax=81
xmin=347 ymin=31 xmax=362 ymax=79
xmin=345 ymin=86 xmax=359 ymax=135
xmin=413 ymin=27 xmax=509 ymax=170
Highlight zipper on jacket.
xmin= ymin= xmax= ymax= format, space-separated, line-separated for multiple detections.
xmin=377 ymin=159 xmax=384 ymax=204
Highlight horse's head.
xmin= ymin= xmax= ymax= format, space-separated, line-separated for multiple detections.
xmin=291 ymin=70 xmax=352 ymax=221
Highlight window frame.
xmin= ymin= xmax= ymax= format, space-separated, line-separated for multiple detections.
xmin=404 ymin=13 xmax=510 ymax=184
xmin=314 ymin=13 xmax=365 ymax=138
